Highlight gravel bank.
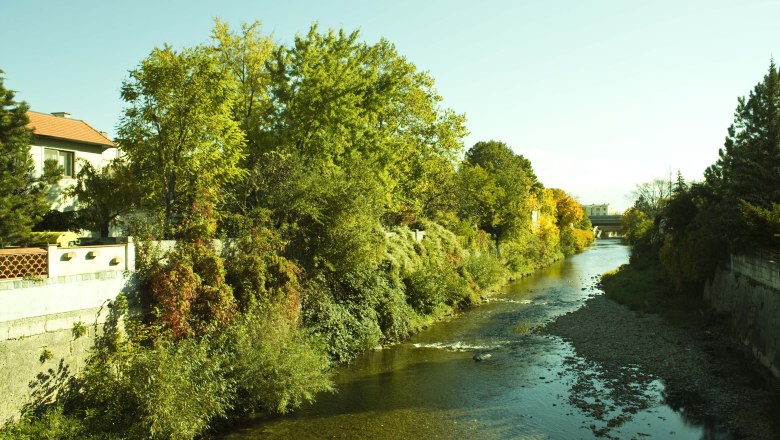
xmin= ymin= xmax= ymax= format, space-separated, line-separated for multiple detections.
xmin=542 ymin=293 xmax=780 ymax=439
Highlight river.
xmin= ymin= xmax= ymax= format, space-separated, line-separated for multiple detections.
xmin=222 ymin=240 xmax=729 ymax=439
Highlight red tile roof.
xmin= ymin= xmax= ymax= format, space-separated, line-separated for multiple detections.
xmin=26 ymin=111 xmax=115 ymax=148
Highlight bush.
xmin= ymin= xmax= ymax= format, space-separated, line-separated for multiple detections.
xmin=219 ymin=304 xmax=332 ymax=415
xmin=404 ymin=267 xmax=472 ymax=315
xmin=463 ymin=251 xmax=506 ymax=291
xmin=301 ymin=276 xmax=383 ymax=362
xmin=75 ymin=336 xmax=232 ymax=440
xmin=0 ymin=407 xmax=92 ymax=440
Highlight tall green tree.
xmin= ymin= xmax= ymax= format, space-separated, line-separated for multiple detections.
xmin=458 ymin=140 xmax=540 ymax=240
xmin=117 ymin=46 xmax=245 ymax=238
xmin=263 ymin=26 xmax=466 ymax=219
xmin=706 ymin=62 xmax=780 ymax=207
xmin=0 ymin=71 xmax=48 ymax=247
xmin=211 ymin=20 xmax=277 ymax=219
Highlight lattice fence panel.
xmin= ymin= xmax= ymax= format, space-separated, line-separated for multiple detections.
xmin=0 ymin=249 xmax=47 ymax=279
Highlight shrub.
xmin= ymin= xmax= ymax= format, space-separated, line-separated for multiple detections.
xmin=75 ymin=336 xmax=232 ymax=440
xmin=463 ymin=251 xmax=506 ymax=291
xmin=0 ymin=406 xmax=92 ymax=440
xmin=301 ymin=277 xmax=383 ymax=362
xmin=218 ymin=304 xmax=333 ymax=415
xmin=404 ymin=267 xmax=472 ymax=314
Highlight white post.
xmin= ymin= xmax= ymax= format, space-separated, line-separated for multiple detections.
xmin=47 ymin=244 xmax=59 ymax=278
xmin=125 ymin=237 xmax=135 ymax=272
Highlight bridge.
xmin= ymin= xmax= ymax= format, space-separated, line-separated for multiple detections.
xmin=589 ymin=215 xmax=623 ymax=238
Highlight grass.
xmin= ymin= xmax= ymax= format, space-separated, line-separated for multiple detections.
xmin=600 ymin=262 xmax=706 ymax=328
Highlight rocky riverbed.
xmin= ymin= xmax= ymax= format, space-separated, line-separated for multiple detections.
xmin=542 ymin=293 xmax=780 ymax=439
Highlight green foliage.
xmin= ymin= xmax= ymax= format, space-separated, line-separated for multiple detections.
xmin=706 ymin=62 xmax=780 ymax=209
xmin=463 ymin=251 xmax=506 ymax=290
xmin=38 ymin=349 xmax=53 ymax=364
xmin=33 ymin=210 xmax=80 ymax=233
xmin=217 ymin=303 xmax=333 ymax=415
xmin=263 ymin=25 xmax=466 ymax=219
xmin=301 ymin=275 xmax=383 ymax=362
xmin=625 ymin=62 xmax=780 ymax=297
xmin=739 ymin=200 xmax=780 ymax=248
xmin=457 ymin=140 xmax=540 ymax=241
xmin=621 ymin=207 xmax=653 ymax=247
xmin=148 ymin=241 xmax=236 ymax=338
xmin=71 ymin=322 xmax=86 ymax=340
xmin=404 ymin=266 xmax=471 ymax=314
xmin=222 ymin=212 xmax=302 ymax=312
xmin=0 ymin=71 xmax=49 ymax=247
xmin=23 ymin=296 xmax=331 ymax=440
xmin=41 ymin=159 xmax=64 ymax=185
xmin=117 ymin=44 xmax=245 ymax=238
xmin=0 ymin=406 xmax=95 ymax=440
xmin=75 ymin=335 xmax=232 ymax=440
xmin=552 ymin=188 xmax=594 ymax=256
xmin=68 ymin=160 xmax=136 ymax=237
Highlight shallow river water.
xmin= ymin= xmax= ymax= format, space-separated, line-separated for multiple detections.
xmin=222 ymin=240 xmax=730 ymax=439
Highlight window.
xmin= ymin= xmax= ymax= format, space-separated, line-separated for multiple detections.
xmin=44 ymin=149 xmax=75 ymax=178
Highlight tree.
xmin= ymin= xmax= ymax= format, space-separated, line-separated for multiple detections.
xmin=551 ymin=188 xmax=585 ymax=227
xmin=630 ymin=178 xmax=671 ymax=217
xmin=706 ymin=62 xmax=780 ymax=208
xmin=458 ymin=140 xmax=541 ymax=240
xmin=262 ymin=26 xmax=466 ymax=219
xmin=69 ymin=159 xmax=137 ymax=237
xmin=0 ymin=71 xmax=49 ymax=247
xmin=117 ymin=45 xmax=245 ymax=238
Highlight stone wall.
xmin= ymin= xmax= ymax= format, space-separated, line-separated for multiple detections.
xmin=0 ymin=315 xmax=100 ymax=423
xmin=704 ymin=254 xmax=780 ymax=381
xmin=0 ymin=270 xmax=130 ymax=422
xmin=730 ymin=253 xmax=780 ymax=291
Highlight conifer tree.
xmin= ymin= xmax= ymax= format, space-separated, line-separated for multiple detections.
xmin=0 ymin=71 xmax=48 ymax=247
xmin=706 ymin=62 xmax=780 ymax=207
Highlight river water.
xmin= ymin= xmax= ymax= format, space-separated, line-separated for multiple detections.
xmin=222 ymin=240 xmax=728 ymax=439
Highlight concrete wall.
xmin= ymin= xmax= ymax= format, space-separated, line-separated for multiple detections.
xmin=0 ymin=311 xmax=101 ymax=423
xmin=0 ymin=241 xmax=134 ymax=422
xmin=730 ymin=253 xmax=780 ymax=290
xmin=704 ymin=254 xmax=780 ymax=381
xmin=0 ymin=271 xmax=127 ymax=340
xmin=0 ymin=273 xmax=129 ymax=422
xmin=47 ymin=243 xmax=132 ymax=278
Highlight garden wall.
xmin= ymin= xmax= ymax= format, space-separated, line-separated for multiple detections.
xmin=704 ymin=253 xmax=780 ymax=381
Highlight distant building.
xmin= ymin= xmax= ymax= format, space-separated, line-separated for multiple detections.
xmin=26 ymin=111 xmax=117 ymax=211
xmin=582 ymin=204 xmax=610 ymax=217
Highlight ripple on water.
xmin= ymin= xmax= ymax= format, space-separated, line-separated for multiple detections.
xmin=484 ymin=298 xmax=533 ymax=305
xmin=411 ymin=341 xmax=511 ymax=352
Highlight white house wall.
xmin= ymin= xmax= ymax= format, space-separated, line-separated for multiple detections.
xmin=30 ymin=138 xmax=118 ymax=212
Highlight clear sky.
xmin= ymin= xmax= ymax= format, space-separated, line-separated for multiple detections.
xmin=2 ymin=0 xmax=779 ymax=212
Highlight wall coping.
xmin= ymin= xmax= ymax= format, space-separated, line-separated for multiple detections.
xmin=0 ymin=270 xmax=125 ymax=291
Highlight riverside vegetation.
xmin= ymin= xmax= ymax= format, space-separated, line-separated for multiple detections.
xmin=609 ymin=63 xmax=780 ymax=335
xmin=0 ymin=20 xmax=594 ymax=440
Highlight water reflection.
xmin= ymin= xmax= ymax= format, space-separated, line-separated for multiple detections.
xmin=222 ymin=240 xmax=730 ymax=439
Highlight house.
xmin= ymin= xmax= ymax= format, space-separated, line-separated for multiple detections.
xmin=582 ymin=204 xmax=611 ymax=217
xmin=26 ymin=111 xmax=117 ymax=211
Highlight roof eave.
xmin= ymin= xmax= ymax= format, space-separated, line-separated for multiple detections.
xmin=32 ymin=133 xmax=116 ymax=150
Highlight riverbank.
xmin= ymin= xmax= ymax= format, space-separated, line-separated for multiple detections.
xmin=542 ymin=268 xmax=780 ymax=439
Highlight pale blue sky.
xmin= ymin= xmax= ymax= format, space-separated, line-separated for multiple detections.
xmin=2 ymin=0 xmax=779 ymax=211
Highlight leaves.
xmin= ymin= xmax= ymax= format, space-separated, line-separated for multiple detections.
xmin=117 ymin=45 xmax=246 ymax=238
xmin=0 ymin=72 xmax=49 ymax=246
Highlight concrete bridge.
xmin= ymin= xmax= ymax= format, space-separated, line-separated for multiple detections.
xmin=590 ymin=215 xmax=623 ymax=238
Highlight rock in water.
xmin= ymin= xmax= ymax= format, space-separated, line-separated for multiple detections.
xmin=473 ymin=353 xmax=492 ymax=361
